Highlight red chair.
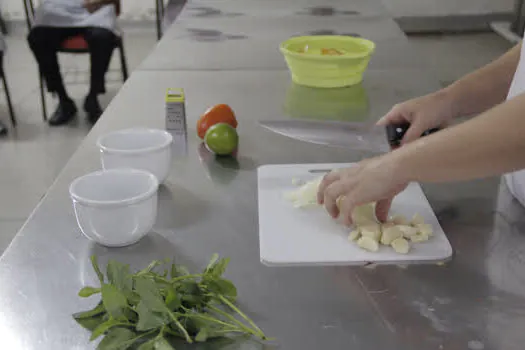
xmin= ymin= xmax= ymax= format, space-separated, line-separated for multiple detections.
xmin=23 ymin=0 xmax=129 ymax=121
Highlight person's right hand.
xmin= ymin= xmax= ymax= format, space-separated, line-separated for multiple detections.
xmin=377 ymin=90 xmax=457 ymax=144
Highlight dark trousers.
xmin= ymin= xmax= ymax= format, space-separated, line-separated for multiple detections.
xmin=27 ymin=26 xmax=117 ymax=96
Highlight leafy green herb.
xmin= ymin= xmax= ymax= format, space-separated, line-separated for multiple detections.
xmin=73 ymin=254 xmax=268 ymax=349
xmin=96 ymin=327 xmax=138 ymax=350
xmin=101 ymin=284 xmax=129 ymax=320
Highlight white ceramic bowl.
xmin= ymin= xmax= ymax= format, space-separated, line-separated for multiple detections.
xmin=97 ymin=128 xmax=173 ymax=183
xmin=69 ymin=169 xmax=159 ymax=247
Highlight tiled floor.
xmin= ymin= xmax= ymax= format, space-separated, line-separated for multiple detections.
xmin=0 ymin=26 xmax=513 ymax=255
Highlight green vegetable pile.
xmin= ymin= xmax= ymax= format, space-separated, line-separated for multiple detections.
xmin=73 ymin=254 xmax=267 ymax=349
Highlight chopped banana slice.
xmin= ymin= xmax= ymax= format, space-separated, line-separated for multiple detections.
xmin=391 ymin=238 xmax=410 ymax=254
xmin=360 ymin=224 xmax=381 ymax=241
xmin=380 ymin=226 xmax=404 ymax=245
xmin=396 ymin=225 xmax=419 ymax=238
xmin=357 ymin=236 xmax=379 ymax=252
xmin=410 ymin=233 xmax=430 ymax=243
xmin=410 ymin=213 xmax=425 ymax=226
xmin=351 ymin=203 xmax=378 ymax=226
xmin=336 ymin=196 xmax=345 ymax=210
xmin=348 ymin=230 xmax=361 ymax=242
xmin=390 ymin=214 xmax=409 ymax=225
xmin=415 ymin=223 xmax=433 ymax=236
xmin=381 ymin=222 xmax=395 ymax=229
xmin=284 ymin=177 xmax=323 ymax=208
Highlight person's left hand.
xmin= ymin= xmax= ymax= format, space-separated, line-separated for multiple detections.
xmin=83 ymin=0 xmax=104 ymax=13
xmin=316 ymin=154 xmax=409 ymax=225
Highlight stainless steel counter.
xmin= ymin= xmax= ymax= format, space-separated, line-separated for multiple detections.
xmin=2 ymin=1 xmax=525 ymax=349
xmin=139 ymin=16 xmax=426 ymax=71
xmin=180 ymin=0 xmax=388 ymax=19
xmin=1 ymin=68 xmax=524 ymax=349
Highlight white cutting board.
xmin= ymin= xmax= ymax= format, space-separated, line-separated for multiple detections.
xmin=257 ymin=163 xmax=453 ymax=266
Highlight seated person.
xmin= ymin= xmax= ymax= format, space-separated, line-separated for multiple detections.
xmin=27 ymin=0 xmax=120 ymax=125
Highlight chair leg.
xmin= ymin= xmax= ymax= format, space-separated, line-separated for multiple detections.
xmin=39 ymin=74 xmax=47 ymax=121
xmin=2 ymin=74 xmax=16 ymax=127
xmin=156 ymin=0 xmax=163 ymax=40
xmin=119 ymin=41 xmax=129 ymax=82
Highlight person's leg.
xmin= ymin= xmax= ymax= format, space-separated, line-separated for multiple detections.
xmin=82 ymin=27 xmax=117 ymax=123
xmin=0 ymin=52 xmax=7 ymax=136
xmin=27 ymin=26 xmax=79 ymax=125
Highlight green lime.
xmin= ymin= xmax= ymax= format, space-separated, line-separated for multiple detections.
xmin=204 ymin=123 xmax=239 ymax=155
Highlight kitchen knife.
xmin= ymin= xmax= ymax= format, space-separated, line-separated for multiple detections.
xmin=259 ymin=120 xmax=439 ymax=153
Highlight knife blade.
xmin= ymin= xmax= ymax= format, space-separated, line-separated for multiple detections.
xmin=259 ymin=120 xmax=438 ymax=153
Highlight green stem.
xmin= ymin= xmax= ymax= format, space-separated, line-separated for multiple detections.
xmin=218 ymin=295 xmax=266 ymax=338
xmin=167 ymin=310 xmax=193 ymax=343
xmin=208 ymin=305 xmax=261 ymax=337
xmin=133 ymin=329 xmax=158 ymax=342
xmin=181 ymin=312 xmax=239 ymax=329
xmin=164 ymin=327 xmax=185 ymax=339
xmin=170 ymin=274 xmax=203 ymax=283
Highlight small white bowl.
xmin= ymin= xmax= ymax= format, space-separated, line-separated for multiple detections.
xmin=69 ymin=169 xmax=159 ymax=247
xmin=97 ymin=128 xmax=173 ymax=183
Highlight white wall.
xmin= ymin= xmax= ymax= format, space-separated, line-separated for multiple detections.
xmin=1 ymin=0 xmax=159 ymax=21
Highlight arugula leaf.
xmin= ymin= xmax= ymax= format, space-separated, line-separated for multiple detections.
xmin=153 ymin=337 xmax=175 ymax=349
xmin=136 ymin=335 xmax=174 ymax=350
xmin=165 ymin=287 xmax=181 ymax=311
xmin=171 ymin=263 xmax=190 ymax=278
xmin=90 ymin=318 xmax=130 ymax=341
xmin=134 ymin=276 xmax=167 ymax=313
xmin=137 ymin=339 xmax=156 ymax=350
xmin=101 ymin=284 xmax=129 ymax=320
xmin=136 ymin=301 xmax=169 ymax=331
xmin=205 ymin=254 xmax=220 ymax=273
xmin=205 ymin=278 xmax=237 ymax=300
xmin=73 ymin=302 xmax=105 ymax=320
xmin=96 ymin=327 xmax=137 ymax=350
xmin=205 ymin=256 xmax=230 ymax=278
xmin=73 ymin=301 xmax=107 ymax=331
xmin=107 ymin=261 xmax=133 ymax=292
xmin=78 ymin=286 xmax=101 ymax=298
xmin=74 ymin=312 xmax=107 ymax=332
xmin=91 ymin=255 xmax=105 ymax=285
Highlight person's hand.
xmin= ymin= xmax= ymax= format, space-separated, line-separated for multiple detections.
xmin=377 ymin=90 xmax=457 ymax=144
xmin=317 ymin=155 xmax=409 ymax=225
xmin=83 ymin=0 xmax=104 ymax=13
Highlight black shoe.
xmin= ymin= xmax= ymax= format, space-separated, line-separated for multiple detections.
xmin=84 ymin=94 xmax=103 ymax=124
xmin=49 ymin=99 xmax=77 ymax=126
xmin=0 ymin=120 xmax=7 ymax=136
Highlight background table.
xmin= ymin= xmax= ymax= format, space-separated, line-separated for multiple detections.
xmin=139 ymin=16 xmax=426 ymax=71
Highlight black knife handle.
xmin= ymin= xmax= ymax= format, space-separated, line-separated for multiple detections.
xmin=386 ymin=123 xmax=439 ymax=149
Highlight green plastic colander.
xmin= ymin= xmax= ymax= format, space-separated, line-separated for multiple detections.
xmin=280 ymin=35 xmax=376 ymax=88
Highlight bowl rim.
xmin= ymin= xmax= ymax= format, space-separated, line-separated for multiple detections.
xmin=97 ymin=128 xmax=174 ymax=155
xmin=279 ymin=35 xmax=376 ymax=61
xmin=69 ymin=168 xmax=159 ymax=208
